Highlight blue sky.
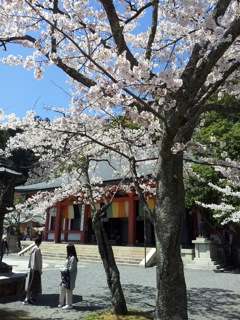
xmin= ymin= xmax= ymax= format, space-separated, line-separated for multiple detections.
xmin=1 ymin=46 xmax=72 ymax=120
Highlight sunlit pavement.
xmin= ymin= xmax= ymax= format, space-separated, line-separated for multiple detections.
xmin=2 ymin=253 xmax=68 ymax=273
xmin=1 ymin=253 xmax=240 ymax=320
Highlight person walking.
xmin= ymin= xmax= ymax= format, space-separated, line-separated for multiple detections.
xmin=58 ymin=244 xmax=78 ymax=310
xmin=23 ymin=237 xmax=42 ymax=305
xmin=0 ymin=236 xmax=9 ymax=263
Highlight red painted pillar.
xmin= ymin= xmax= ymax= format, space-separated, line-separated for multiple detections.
xmin=64 ymin=216 xmax=68 ymax=242
xmin=128 ymin=195 xmax=136 ymax=245
xmin=81 ymin=204 xmax=89 ymax=243
xmin=45 ymin=208 xmax=50 ymax=241
xmin=54 ymin=202 xmax=62 ymax=243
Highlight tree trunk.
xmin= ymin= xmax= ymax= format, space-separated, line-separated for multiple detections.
xmin=0 ymin=191 xmax=4 ymax=242
xmin=82 ymin=160 xmax=127 ymax=315
xmin=92 ymin=215 xmax=128 ymax=315
xmin=0 ymin=214 xmax=3 ymax=244
xmin=154 ymin=152 xmax=188 ymax=320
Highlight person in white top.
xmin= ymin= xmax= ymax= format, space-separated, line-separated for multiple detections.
xmin=58 ymin=244 xmax=78 ymax=310
xmin=23 ymin=237 xmax=42 ymax=305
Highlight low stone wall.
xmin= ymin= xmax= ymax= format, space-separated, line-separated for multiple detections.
xmin=140 ymin=247 xmax=195 ymax=267
xmin=181 ymin=248 xmax=195 ymax=266
xmin=0 ymin=273 xmax=27 ymax=299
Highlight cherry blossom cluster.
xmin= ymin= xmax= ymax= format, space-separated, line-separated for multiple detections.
xmin=196 ymin=201 xmax=240 ymax=225
xmin=194 ymin=158 xmax=240 ymax=224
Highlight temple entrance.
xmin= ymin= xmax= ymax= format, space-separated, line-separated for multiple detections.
xmin=87 ymin=217 xmax=128 ymax=245
xmin=102 ymin=218 xmax=128 ymax=245
xmin=136 ymin=218 xmax=155 ymax=246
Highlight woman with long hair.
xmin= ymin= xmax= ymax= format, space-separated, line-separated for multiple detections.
xmin=58 ymin=244 xmax=78 ymax=310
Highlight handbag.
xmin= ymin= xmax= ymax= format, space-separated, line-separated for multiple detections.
xmin=60 ymin=269 xmax=70 ymax=289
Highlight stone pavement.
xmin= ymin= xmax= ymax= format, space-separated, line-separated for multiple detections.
xmin=1 ymin=253 xmax=240 ymax=320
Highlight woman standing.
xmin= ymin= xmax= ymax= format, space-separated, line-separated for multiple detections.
xmin=23 ymin=237 xmax=42 ymax=305
xmin=58 ymin=244 xmax=78 ymax=310
xmin=0 ymin=236 xmax=9 ymax=262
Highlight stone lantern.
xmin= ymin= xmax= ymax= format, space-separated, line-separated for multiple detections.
xmin=0 ymin=158 xmax=27 ymax=299
xmin=0 ymin=156 xmax=21 ymax=272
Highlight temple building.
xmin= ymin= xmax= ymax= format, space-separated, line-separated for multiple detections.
xmin=15 ymin=178 xmax=193 ymax=248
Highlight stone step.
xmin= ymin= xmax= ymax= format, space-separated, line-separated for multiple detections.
xmin=20 ymin=241 xmax=153 ymax=266
xmin=41 ymin=251 xmax=146 ymax=260
xmin=185 ymin=261 xmax=226 ymax=270
xmin=42 ymin=254 xmax=142 ymax=265
xmin=41 ymin=251 xmax=144 ymax=262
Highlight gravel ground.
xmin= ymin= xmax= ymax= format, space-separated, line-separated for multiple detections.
xmin=1 ymin=254 xmax=240 ymax=320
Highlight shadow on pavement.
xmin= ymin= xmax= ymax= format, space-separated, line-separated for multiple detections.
xmin=123 ymin=284 xmax=155 ymax=309
xmin=38 ymin=292 xmax=111 ymax=312
xmin=0 ymin=309 xmax=40 ymax=320
xmin=187 ymin=287 xmax=240 ymax=319
xmin=37 ymin=293 xmax=83 ymax=307
xmin=5 ymin=283 xmax=239 ymax=320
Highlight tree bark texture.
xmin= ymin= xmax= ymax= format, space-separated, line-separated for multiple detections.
xmin=92 ymin=216 xmax=128 ymax=315
xmin=154 ymin=152 xmax=188 ymax=320
xmin=0 ymin=214 xmax=3 ymax=244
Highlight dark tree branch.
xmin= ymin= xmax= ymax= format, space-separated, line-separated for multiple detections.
xmin=54 ymin=57 xmax=96 ymax=87
xmin=176 ymin=98 xmax=240 ymax=146
xmin=24 ymin=0 xmax=166 ymax=120
xmin=145 ymin=0 xmax=159 ymax=60
xmin=99 ymin=0 xmax=138 ymax=68
xmin=125 ymin=2 xmax=154 ymax=24
xmin=193 ymin=61 xmax=240 ymax=109
xmin=199 ymin=103 xmax=240 ymax=114
xmin=213 ymin=0 xmax=231 ymax=25
xmin=36 ymin=0 xmax=111 ymax=48
xmin=187 ymin=16 xmax=240 ymax=100
xmin=170 ymin=12 xmax=240 ymax=138
xmin=0 ymin=35 xmax=36 ymax=47
xmin=0 ymin=32 xmax=97 ymax=88
xmin=1 ymin=1 xmax=167 ymax=123
xmin=184 ymin=155 xmax=240 ymax=169
xmin=180 ymin=42 xmax=209 ymax=87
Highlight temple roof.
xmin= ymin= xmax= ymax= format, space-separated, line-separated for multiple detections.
xmin=15 ymin=177 xmax=68 ymax=194
xmin=15 ymin=154 xmax=157 ymax=194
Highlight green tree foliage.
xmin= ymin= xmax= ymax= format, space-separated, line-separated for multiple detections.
xmin=186 ymin=104 xmax=240 ymax=210
xmin=195 ymin=112 xmax=240 ymax=159
xmin=185 ymin=105 xmax=240 ymax=265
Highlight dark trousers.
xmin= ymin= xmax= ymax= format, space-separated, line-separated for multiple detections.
xmin=26 ymin=269 xmax=42 ymax=299
xmin=0 ymin=250 xmax=4 ymax=263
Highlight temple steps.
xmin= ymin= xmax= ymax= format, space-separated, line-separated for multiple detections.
xmin=20 ymin=241 xmax=153 ymax=266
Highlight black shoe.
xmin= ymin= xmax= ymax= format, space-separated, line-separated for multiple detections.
xmin=29 ymin=298 xmax=37 ymax=304
xmin=23 ymin=299 xmax=33 ymax=305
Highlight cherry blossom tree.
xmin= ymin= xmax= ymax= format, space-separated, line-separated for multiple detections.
xmin=1 ymin=1 xmax=240 ymax=319
xmin=0 ymin=112 xmax=149 ymax=315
